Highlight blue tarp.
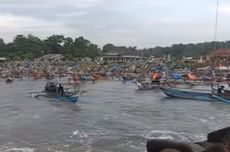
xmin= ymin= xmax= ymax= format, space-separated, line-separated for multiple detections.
xmin=171 ymin=72 xmax=182 ymax=80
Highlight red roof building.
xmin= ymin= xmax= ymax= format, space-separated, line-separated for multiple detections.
xmin=208 ymin=49 xmax=230 ymax=57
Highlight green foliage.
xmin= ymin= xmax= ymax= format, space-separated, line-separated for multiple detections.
xmin=102 ymin=41 xmax=230 ymax=58
xmin=1 ymin=33 xmax=230 ymax=61
xmin=0 ymin=34 xmax=100 ymax=60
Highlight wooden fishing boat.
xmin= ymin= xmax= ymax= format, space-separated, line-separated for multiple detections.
xmin=161 ymin=87 xmax=217 ymax=102
xmin=32 ymin=91 xmax=79 ymax=103
xmin=79 ymin=75 xmax=95 ymax=81
xmin=211 ymin=89 xmax=230 ymax=103
xmin=6 ymin=77 xmax=13 ymax=83
xmin=122 ymin=76 xmax=135 ymax=81
xmin=92 ymin=73 xmax=107 ymax=80
xmin=211 ymin=95 xmax=230 ymax=104
xmin=31 ymin=82 xmax=82 ymax=103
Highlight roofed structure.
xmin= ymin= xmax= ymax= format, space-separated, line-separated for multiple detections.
xmin=208 ymin=49 xmax=230 ymax=57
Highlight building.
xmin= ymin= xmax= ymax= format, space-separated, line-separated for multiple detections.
xmin=0 ymin=57 xmax=6 ymax=62
xmin=207 ymin=48 xmax=230 ymax=70
xmin=100 ymin=53 xmax=146 ymax=63
xmin=208 ymin=48 xmax=230 ymax=61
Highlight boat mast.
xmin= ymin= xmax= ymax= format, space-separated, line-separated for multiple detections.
xmin=214 ymin=0 xmax=219 ymax=45
xmin=212 ymin=0 xmax=219 ymax=95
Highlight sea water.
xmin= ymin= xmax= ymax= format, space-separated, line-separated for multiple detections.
xmin=0 ymin=79 xmax=229 ymax=151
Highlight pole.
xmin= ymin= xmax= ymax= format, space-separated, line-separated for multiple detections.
xmin=212 ymin=0 xmax=219 ymax=95
xmin=214 ymin=0 xmax=219 ymax=46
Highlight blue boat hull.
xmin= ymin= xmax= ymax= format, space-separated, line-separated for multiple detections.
xmin=211 ymin=95 xmax=230 ymax=104
xmin=161 ymin=87 xmax=216 ymax=102
xmin=46 ymin=92 xmax=79 ymax=103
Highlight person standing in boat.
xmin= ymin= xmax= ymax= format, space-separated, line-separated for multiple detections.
xmin=217 ymin=85 xmax=225 ymax=95
xmin=58 ymin=84 xmax=64 ymax=95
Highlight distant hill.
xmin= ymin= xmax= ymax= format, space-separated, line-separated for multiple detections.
xmin=103 ymin=41 xmax=230 ymax=57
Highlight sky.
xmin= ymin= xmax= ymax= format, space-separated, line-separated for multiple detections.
xmin=0 ymin=0 xmax=230 ymax=48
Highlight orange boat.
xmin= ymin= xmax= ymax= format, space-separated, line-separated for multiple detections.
xmin=93 ymin=73 xmax=108 ymax=80
xmin=68 ymin=77 xmax=81 ymax=85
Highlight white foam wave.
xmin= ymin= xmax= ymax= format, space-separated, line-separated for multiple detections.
xmin=4 ymin=148 xmax=34 ymax=152
xmin=157 ymin=136 xmax=175 ymax=140
xmin=72 ymin=130 xmax=79 ymax=136
xmin=143 ymin=130 xmax=207 ymax=143
xmin=143 ymin=130 xmax=189 ymax=141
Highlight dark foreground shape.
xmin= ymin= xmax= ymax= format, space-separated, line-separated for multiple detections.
xmin=205 ymin=144 xmax=225 ymax=152
xmin=160 ymin=149 xmax=180 ymax=152
xmin=146 ymin=139 xmax=196 ymax=152
xmin=208 ymin=127 xmax=230 ymax=143
xmin=147 ymin=127 xmax=230 ymax=152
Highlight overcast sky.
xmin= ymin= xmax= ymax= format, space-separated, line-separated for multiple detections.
xmin=0 ymin=0 xmax=229 ymax=48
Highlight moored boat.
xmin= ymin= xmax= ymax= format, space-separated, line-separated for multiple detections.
xmin=6 ymin=77 xmax=13 ymax=83
xmin=161 ymin=87 xmax=216 ymax=102
xmin=92 ymin=72 xmax=107 ymax=80
xmin=136 ymin=81 xmax=161 ymax=90
xmin=211 ymin=95 xmax=230 ymax=104
xmin=211 ymin=89 xmax=230 ymax=103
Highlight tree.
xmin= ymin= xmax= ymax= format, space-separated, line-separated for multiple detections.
xmin=44 ymin=35 xmax=65 ymax=54
xmin=0 ymin=38 xmax=6 ymax=56
xmin=103 ymin=44 xmax=114 ymax=53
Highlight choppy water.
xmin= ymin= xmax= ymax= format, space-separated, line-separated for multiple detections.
xmin=0 ymin=79 xmax=229 ymax=152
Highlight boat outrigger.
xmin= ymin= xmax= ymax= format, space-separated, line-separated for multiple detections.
xmin=32 ymin=81 xmax=84 ymax=103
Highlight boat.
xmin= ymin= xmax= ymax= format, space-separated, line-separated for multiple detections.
xmin=32 ymin=91 xmax=79 ymax=103
xmin=136 ymin=81 xmax=161 ymax=90
xmin=211 ymin=89 xmax=230 ymax=103
xmin=46 ymin=74 xmax=54 ymax=80
xmin=6 ymin=77 xmax=13 ymax=83
xmin=32 ymin=82 xmax=80 ymax=103
xmin=92 ymin=72 xmax=107 ymax=80
xmin=211 ymin=95 xmax=230 ymax=104
xmin=68 ymin=77 xmax=81 ymax=85
xmin=80 ymin=75 xmax=95 ymax=82
xmin=161 ymin=87 xmax=217 ymax=102
xmin=122 ymin=76 xmax=134 ymax=81
xmin=122 ymin=73 xmax=137 ymax=81
xmin=44 ymin=92 xmax=79 ymax=103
